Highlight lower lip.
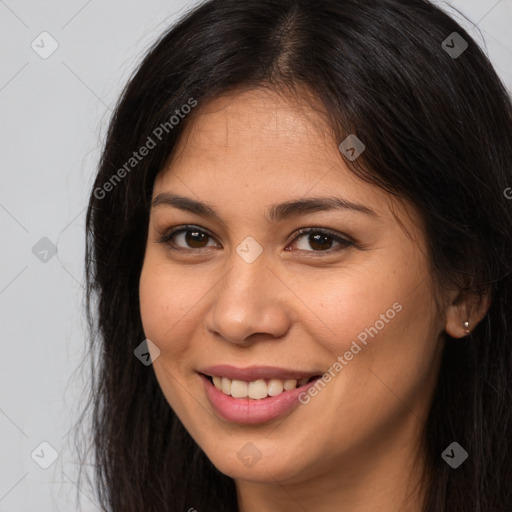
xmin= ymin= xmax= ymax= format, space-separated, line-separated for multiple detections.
xmin=200 ymin=374 xmax=320 ymax=424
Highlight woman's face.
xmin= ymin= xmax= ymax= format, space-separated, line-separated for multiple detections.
xmin=139 ymin=88 xmax=448 ymax=488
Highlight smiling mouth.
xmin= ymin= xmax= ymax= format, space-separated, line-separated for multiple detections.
xmin=201 ymin=374 xmax=321 ymax=400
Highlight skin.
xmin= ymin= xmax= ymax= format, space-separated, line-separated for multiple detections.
xmin=139 ymin=87 xmax=490 ymax=512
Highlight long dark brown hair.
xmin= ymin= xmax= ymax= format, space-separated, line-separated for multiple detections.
xmin=76 ymin=0 xmax=512 ymax=510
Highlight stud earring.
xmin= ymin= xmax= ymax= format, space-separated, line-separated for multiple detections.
xmin=463 ymin=320 xmax=470 ymax=334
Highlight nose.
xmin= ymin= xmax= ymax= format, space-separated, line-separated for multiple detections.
xmin=205 ymin=250 xmax=291 ymax=347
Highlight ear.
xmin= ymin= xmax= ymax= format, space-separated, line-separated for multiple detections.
xmin=445 ymin=288 xmax=492 ymax=338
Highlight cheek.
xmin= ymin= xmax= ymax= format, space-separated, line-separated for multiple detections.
xmin=311 ymin=253 xmax=436 ymax=392
xmin=311 ymin=269 xmax=401 ymax=354
xmin=139 ymin=259 xmax=187 ymax=352
xmin=138 ymin=260 xmax=191 ymax=409
xmin=139 ymin=268 xmax=170 ymax=343
xmin=138 ymin=256 xmax=215 ymax=359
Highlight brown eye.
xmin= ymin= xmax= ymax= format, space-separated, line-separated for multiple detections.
xmin=159 ymin=226 xmax=218 ymax=250
xmin=305 ymin=232 xmax=333 ymax=251
xmin=289 ymin=228 xmax=353 ymax=253
xmin=182 ymin=229 xmax=210 ymax=248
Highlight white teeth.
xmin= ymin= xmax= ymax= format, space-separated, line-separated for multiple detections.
xmin=230 ymin=379 xmax=248 ymax=398
xmin=221 ymin=377 xmax=231 ymax=395
xmin=211 ymin=375 xmax=311 ymax=399
xmin=267 ymin=379 xmax=284 ymax=396
xmin=248 ymin=379 xmax=268 ymax=399
xmin=213 ymin=376 xmax=222 ymax=390
xmin=283 ymin=379 xmax=297 ymax=391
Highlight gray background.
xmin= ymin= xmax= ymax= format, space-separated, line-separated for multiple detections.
xmin=1 ymin=1 xmax=511 ymax=510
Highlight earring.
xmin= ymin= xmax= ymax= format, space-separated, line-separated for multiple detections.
xmin=463 ymin=320 xmax=470 ymax=334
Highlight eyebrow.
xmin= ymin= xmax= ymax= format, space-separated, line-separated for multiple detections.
xmin=151 ymin=192 xmax=378 ymax=222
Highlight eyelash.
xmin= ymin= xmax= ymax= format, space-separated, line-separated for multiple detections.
xmin=157 ymin=224 xmax=354 ymax=256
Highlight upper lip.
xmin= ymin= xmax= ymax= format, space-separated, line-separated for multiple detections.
xmin=199 ymin=365 xmax=322 ymax=381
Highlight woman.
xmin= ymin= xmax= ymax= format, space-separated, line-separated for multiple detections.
xmin=79 ymin=0 xmax=512 ymax=510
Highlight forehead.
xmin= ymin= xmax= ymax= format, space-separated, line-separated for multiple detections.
xmin=157 ymin=89 xmax=352 ymax=191
xmin=152 ymin=88 xmax=420 ymax=233
xmin=169 ymin=88 xmax=333 ymax=164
